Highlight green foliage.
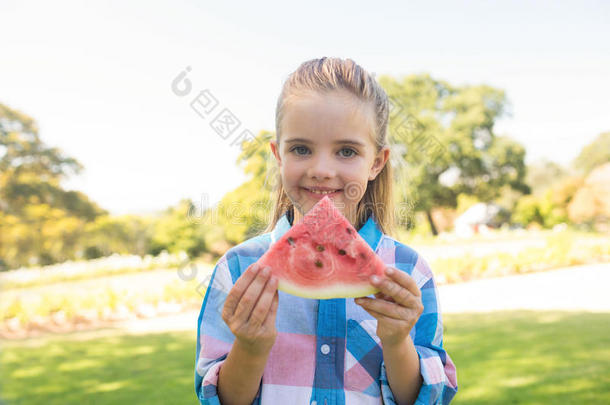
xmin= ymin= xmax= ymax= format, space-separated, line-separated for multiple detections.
xmin=212 ymin=75 xmax=530 ymax=238
xmin=0 ymin=102 xmax=217 ymax=269
xmin=377 ymin=74 xmax=529 ymax=233
xmin=213 ymin=131 xmax=276 ymax=244
xmin=82 ymin=214 xmax=155 ymax=258
xmin=573 ymin=132 xmax=610 ymax=175
xmin=0 ymin=103 xmax=106 ymax=219
xmin=0 ymin=201 xmax=89 ymax=268
xmin=149 ymin=199 xmax=207 ymax=257
xmin=0 ymin=103 xmax=107 ymax=269
xmin=525 ymin=159 xmax=569 ymax=196
xmin=513 ymin=195 xmax=546 ymax=226
xmin=431 ymin=231 xmax=610 ymax=283
xmin=512 ymin=175 xmax=582 ymax=228
xmin=455 ymin=194 xmax=480 ymax=215
xmin=567 ymin=163 xmax=610 ymax=227
xmin=0 ymin=269 xmax=208 ymax=325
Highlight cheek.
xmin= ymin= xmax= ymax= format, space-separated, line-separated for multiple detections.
xmin=280 ymin=164 xmax=300 ymax=185
xmin=342 ymin=167 xmax=369 ymax=200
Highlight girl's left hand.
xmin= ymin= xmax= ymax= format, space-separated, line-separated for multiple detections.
xmin=354 ymin=267 xmax=424 ymax=347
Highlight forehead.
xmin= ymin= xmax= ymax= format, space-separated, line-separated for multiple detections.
xmin=281 ymin=90 xmax=376 ymax=147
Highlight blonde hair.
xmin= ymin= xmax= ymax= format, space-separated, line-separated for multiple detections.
xmin=263 ymin=57 xmax=395 ymax=236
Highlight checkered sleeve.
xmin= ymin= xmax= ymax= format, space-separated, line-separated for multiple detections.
xmin=380 ymin=254 xmax=458 ymax=405
xmin=194 ymin=253 xmax=262 ymax=404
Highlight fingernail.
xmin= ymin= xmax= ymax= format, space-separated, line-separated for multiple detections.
xmin=385 ymin=267 xmax=394 ymax=276
xmin=371 ymin=275 xmax=380 ymax=284
xmin=262 ymin=267 xmax=270 ymax=276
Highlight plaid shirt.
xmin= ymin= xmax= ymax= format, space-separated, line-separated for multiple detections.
xmin=195 ymin=212 xmax=458 ymax=404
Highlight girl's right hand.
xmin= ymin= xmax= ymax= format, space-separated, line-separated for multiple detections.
xmin=221 ymin=263 xmax=279 ymax=356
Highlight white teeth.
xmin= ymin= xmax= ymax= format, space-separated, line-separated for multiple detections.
xmin=309 ymin=189 xmax=338 ymax=195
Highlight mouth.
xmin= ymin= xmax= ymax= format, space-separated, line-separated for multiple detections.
xmin=301 ymin=187 xmax=343 ymax=197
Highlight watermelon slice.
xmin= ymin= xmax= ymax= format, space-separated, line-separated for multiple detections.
xmin=256 ymin=196 xmax=387 ymax=299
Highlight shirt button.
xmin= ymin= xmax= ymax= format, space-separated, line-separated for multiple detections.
xmin=320 ymin=344 xmax=330 ymax=355
xmin=311 ymin=401 xmax=317 ymax=405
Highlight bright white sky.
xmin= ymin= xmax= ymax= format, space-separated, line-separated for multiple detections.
xmin=1 ymin=0 xmax=608 ymax=215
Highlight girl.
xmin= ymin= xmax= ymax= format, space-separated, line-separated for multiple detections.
xmin=195 ymin=57 xmax=458 ymax=405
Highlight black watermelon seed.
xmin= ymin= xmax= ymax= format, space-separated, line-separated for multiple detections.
xmin=346 ymin=228 xmax=353 ymax=234
xmin=315 ymin=260 xmax=323 ymax=268
xmin=316 ymin=245 xmax=325 ymax=252
xmin=287 ymin=237 xmax=295 ymax=246
xmin=359 ymin=252 xmax=367 ymax=259
xmin=338 ymin=249 xmax=346 ymax=255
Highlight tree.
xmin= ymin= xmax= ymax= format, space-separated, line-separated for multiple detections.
xmin=568 ymin=163 xmax=610 ymax=226
xmin=213 ymin=75 xmax=529 ymax=238
xmin=0 ymin=103 xmax=106 ymax=268
xmin=512 ymin=175 xmax=582 ymax=228
xmin=82 ymin=214 xmax=155 ymax=258
xmin=150 ymin=199 xmax=207 ymax=257
xmin=573 ymin=132 xmax=610 ymax=175
xmin=378 ymin=74 xmax=529 ymax=234
xmin=213 ymin=131 xmax=276 ymax=244
xmin=525 ymin=159 xmax=569 ymax=196
xmin=0 ymin=103 xmax=105 ymax=218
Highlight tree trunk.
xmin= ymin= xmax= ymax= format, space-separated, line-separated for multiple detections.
xmin=425 ymin=209 xmax=438 ymax=236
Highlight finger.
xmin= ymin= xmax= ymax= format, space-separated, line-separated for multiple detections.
xmin=359 ymin=305 xmax=402 ymax=325
xmin=371 ymin=274 xmax=415 ymax=307
xmin=222 ymin=263 xmax=262 ymax=318
xmin=262 ymin=290 xmax=280 ymax=328
xmin=232 ymin=266 xmax=272 ymax=323
xmin=355 ymin=297 xmax=405 ymax=320
xmin=247 ymin=276 xmax=279 ymax=329
xmin=359 ymin=305 xmax=383 ymax=320
xmin=384 ymin=267 xmax=420 ymax=297
xmin=374 ymin=291 xmax=395 ymax=302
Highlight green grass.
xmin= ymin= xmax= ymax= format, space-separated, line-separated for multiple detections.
xmin=1 ymin=311 xmax=609 ymax=404
xmin=444 ymin=311 xmax=610 ymax=404
xmin=0 ymin=330 xmax=199 ymax=404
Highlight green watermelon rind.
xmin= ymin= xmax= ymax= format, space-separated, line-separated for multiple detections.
xmin=278 ymin=278 xmax=380 ymax=300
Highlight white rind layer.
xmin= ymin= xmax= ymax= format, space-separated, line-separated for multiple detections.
xmin=278 ymin=279 xmax=379 ymax=299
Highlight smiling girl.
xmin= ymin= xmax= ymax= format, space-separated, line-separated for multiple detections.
xmin=195 ymin=57 xmax=458 ymax=405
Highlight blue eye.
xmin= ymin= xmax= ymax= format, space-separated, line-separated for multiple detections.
xmin=290 ymin=145 xmax=310 ymax=155
xmin=339 ymin=148 xmax=357 ymax=158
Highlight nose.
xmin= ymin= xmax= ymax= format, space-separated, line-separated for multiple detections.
xmin=306 ymin=153 xmax=336 ymax=180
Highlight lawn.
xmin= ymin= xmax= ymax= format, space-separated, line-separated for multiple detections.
xmin=1 ymin=311 xmax=609 ymax=404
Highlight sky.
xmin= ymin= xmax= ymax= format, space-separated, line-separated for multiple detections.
xmin=1 ymin=0 xmax=609 ymax=216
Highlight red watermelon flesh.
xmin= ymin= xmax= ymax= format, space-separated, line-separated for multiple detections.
xmin=256 ymin=196 xmax=387 ymax=299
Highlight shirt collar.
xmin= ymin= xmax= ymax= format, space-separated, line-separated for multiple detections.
xmin=270 ymin=210 xmax=384 ymax=252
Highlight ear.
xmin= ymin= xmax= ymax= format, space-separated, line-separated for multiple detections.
xmin=270 ymin=139 xmax=282 ymax=168
xmin=368 ymin=146 xmax=390 ymax=181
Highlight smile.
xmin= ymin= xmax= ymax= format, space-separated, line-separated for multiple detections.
xmin=310 ymin=190 xmax=338 ymax=195
xmin=302 ymin=187 xmax=342 ymax=196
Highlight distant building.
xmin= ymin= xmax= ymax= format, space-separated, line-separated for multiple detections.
xmin=453 ymin=202 xmax=508 ymax=237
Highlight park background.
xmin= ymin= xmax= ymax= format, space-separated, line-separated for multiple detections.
xmin=1 ymin=0 xmax=609 ymax=404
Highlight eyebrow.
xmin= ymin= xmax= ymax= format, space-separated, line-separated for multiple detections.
xmin=283 ymin=138 xmax=366 ymax=147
